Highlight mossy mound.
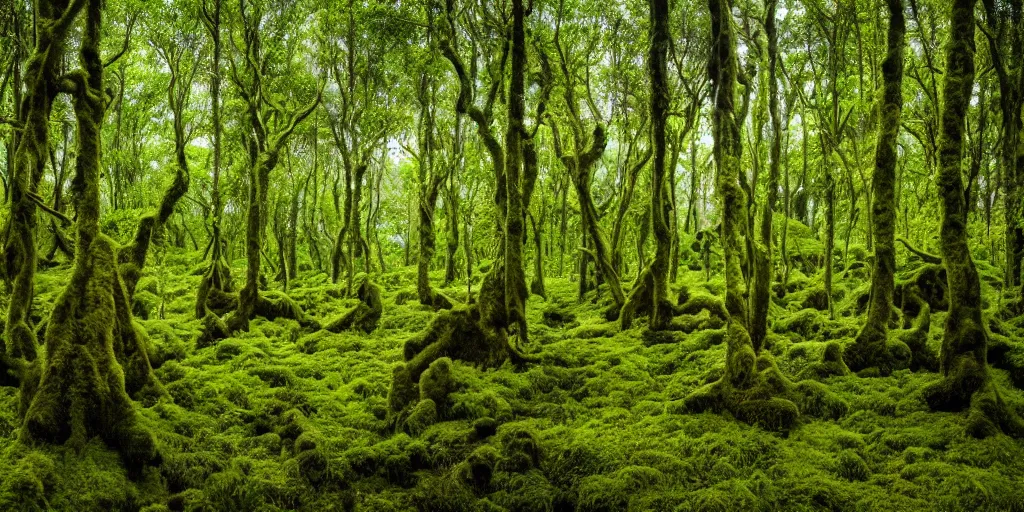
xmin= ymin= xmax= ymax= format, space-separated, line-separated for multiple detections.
xmin=5 ymin=254 xmax=1024 ymax=511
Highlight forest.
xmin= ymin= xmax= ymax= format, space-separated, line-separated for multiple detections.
xmin=1 ymin=0 xmax=1024 ymax=509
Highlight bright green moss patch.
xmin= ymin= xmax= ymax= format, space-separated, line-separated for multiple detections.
xmin=2 ymin=260 xmax=1024 ymax=511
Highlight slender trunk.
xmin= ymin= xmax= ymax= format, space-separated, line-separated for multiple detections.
xmin=750 ymin=0 xmax=783 ymax=352
xmin=505 ymin=0 xmax=529 ymax=343
xmin=3 ymin=0 xmax=76 ymax=363
xmin=923 ymin=0 xmax=1024 ymax=439
xmin=649 ymin=0 xmax=672 ymax=330
xmin=845 ymin=0 xmax=907 ymax=374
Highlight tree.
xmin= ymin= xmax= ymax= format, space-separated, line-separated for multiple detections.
xmin=923 ymin=0 xmax=1024 ymax=437
xmin=683 ymin=0 xmax=801 ymax=431
xmin=20 ymin=0 xmax=160 ymax=474
xmin=198 ymin=0 xmax=321 ymax=343
xmin=195 ymin=0 xmax=234 ymax=321
xmin=749 ymin=0 xmax=783 ymax=352
xmin=2 ymin=0 xmax=83 ymax=377
xmin=843 ymin=0 xmax=912 ymax=374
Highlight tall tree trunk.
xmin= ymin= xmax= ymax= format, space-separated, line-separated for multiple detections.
xmin=844 ymin=0 xmax=909 ymax=374
xmin=3 ymin=0 xmax=77 ymax=366
xmin=22 ymin=0 xmax=160 ymax=473
xmin=505 ymin=0 xmax=529 ymax=345
xmin=750 ymin=0 xmax=783 ymax=352
xmin=196 ymin=0 xmax=233 ymax=320
xmin=925 ymin=0 xmax=1024 ymax=438
xmin=621 ymin=0 xmax=672 ymax=330
xmin=684 ymin=0 xmax=801 ymax=432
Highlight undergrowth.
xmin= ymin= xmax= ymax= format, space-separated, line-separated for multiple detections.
xmin=1 ymin=250 xmax=1023 ymax=511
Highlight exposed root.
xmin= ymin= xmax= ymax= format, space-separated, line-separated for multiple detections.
xmin=683 ymin=322 xmax=848 ymax=432
xmin=619 ymin=268 xmax=673 ymax=330
xmin=21 ymin=235 xmax=160 ymax=474
xmin=843 ymin=322 xmax=911 ymax=376
xmin=897 ymin=301 xmax=938 ymax=372
xmin=389 ymin=264 xmax=537 ymax=415
xmin=195 ymin=288 xmax=315 ymax=347
xmin=324 ymin=278 xmax=383 ymax=334
xmin=799 ymin=341 xmax=851 ymax=380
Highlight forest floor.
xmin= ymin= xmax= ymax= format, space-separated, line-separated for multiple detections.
xmin=2 ymin=246 xmax=1024 ymax=511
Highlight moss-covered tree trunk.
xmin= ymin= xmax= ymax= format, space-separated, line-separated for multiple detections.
xmin=443 ymin=146 xmax=462 ymax=287
xmin=925 ymin=0 xmax=1023 ymax=438
xmin=844 ymin=0 xmax=910 ymax=374
xmin=621 ymin=0 xmax=672 ymax=331
xmin=415 ymin=70 xmax=454 ymax=311
xmin=201 ymin=3 xmax=319 ymax=342
xmin=195 ymin=0 xmax=233 ymax=320
xmin=2 ymin=0 xmax=80 ymax=369
xmin=505 ymin=0 xmax=529 ymax=345
xmin=610 ymin=148 xmax=651 ymax=274
xmin=750 ymin=0 xmax=783 ymax=352
xmin=684 ymin=0 xmax=801 ymax=432
xmin=120 ymin=39 xmax=193 ymax=299
xmin=551 ymin=122 xmax=624 ymax=310
xmin=980 ymin=0 xmax=1024 ymax=298
xmin=22 ymin=0 xmax=160 ymax=473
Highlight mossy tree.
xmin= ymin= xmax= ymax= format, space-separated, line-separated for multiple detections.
xmin=749 ymin=0 xmax=783 ymax=352
xmin=195 ymin=0 xmax=234 ymax=320
xmin=683 ymin=0 xmax=800 ymax=431
xmin=923 ymin=0 xmax=1024 ymax=437
xmin=324 ymin=0 xmax=394 ymax=291
xmin=201 ymin=0 xmax=321 ymax=340
xmin=21 ymin=0 xmax=160 ymax=473
xmin=119 ymin=16 xmax=199 ymax=300
xmin=505 ymin=0 xmax=530 ymax=345
xmin=979 ymin=0 xmax=1024 ymax=301
xmin=2 ymin=0 xmax=83 ymax=377
xmin=548 ymin=0 xmax=625 ymax=312
xmin=843 ymin=0 xmax=912 ymax=375
xmin=620 ymin=0 xmax=673 ymax=331
xmin=412 ymin=18 xmax=454 ymax=311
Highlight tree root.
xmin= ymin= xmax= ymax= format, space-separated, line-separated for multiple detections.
xmin=323 ymin=278 xmax=383 ymax=334
xmin=389 ymin=265 xmax=537 ymax=415
xmin=843 ymin=322 xmax=911 ymax=376
xmin=195 ymin=288 xmax=316 ymax=347
xmin=21 ymin=235 xmax=160 ymax=475
xmin=896 ymin=237 xmax=942 ymax=264
xmin=683 ymin=322 xmax=848 ymax=431
xmin=897 ymin=301 xmax=938 ymax=372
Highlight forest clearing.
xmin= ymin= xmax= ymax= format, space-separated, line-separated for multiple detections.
xmin=1 ymin=0 xmax=1024 ymax=510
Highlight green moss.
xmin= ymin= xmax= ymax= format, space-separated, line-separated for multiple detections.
xmin=405 ymin=398 xmax=438 ymax=435
xmin=834 ymin=449 xmax=871 ymax=481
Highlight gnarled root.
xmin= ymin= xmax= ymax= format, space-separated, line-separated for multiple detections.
xmin=324 ymin=278 xmax=383 ymax=334
xmin=683 ymin=321 xmax=848 ymax=431
xmin=389 ymin=265 xmax=537 ymax=415
xmin=843 ymin=323 xmax=911 ymax=376
xmin=21 ymin=235 xmax=160 ymax=475
xmin=619 ymin=268 xmax=674 ymax=330
xmin=924 ymin=315 xmax=1024 ymax=438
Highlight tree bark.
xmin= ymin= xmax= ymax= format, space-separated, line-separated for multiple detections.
xmin=925 ymin=0 xmax=1024 ymax=438
xmin=22 ymin=0 xmax=160 ymax=474
xmin=844 ymin=0 xmax=910 ymax=374
xmin=750 ymin=0 xmax=783 ymax=352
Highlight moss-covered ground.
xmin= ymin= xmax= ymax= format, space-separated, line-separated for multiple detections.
xmin=2 ymin=249 xmax=1023 ymax=511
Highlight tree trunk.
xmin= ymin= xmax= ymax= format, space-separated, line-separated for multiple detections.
xmin=845 ymin=0 xmax=910 ymax=374
xmin=684 ymin=0 xmax=801 ymax=432
xmin=505 ymin=0 xmax=529 ymax=345
xmin=925 ymin=0 xmax=1024 ymax=438
xmin=620 ymin=0 xmax=672 ymax=330
xmin=22 ymin=0 xmax=160 ymax=473
xmin=750 ymin=0 xmax=783 ymax=352
xmin=2 ymin=0 xmax=75 ymax=366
